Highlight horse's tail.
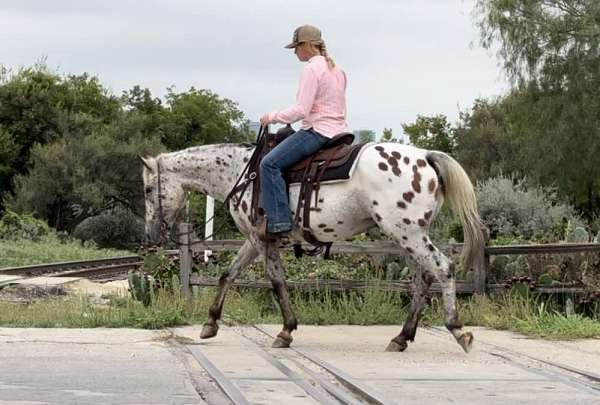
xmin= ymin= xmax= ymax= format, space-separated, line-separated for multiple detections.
xmin=426 ymin=151 xmax=485 ymax=270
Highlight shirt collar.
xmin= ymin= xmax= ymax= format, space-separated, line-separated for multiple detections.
xmin=309 ymin=55 xmax=324 ymax=63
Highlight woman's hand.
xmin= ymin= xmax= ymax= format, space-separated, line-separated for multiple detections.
xmin=260 ymin=113 xmax=272 ymax=126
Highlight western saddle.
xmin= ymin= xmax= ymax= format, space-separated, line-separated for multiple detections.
xmin=228 ymin=125 xmax=364 ymax=257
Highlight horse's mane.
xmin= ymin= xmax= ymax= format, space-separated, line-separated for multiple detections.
xmin=182 ymin=143 xmax=255 ymax=154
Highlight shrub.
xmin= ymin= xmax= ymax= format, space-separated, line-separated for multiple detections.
xmin=476 ymin=176 xmax=581 ymax=241
xmin=72 ymin=206 xmax=143 ymax=249
xmin=0 ymin=210 xmax=49 ymax=241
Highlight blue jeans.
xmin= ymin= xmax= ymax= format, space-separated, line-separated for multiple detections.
xmin=260 ymin=128 xmax=330 ymax=233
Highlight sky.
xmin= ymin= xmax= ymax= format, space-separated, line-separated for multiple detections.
xmin=0 ymin=0 xmax=509 ymax=141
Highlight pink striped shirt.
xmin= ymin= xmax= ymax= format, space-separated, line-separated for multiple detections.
xmin=267 ymin=55 xmax=349 ymax=138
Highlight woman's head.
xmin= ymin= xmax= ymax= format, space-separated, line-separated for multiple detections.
xmin=285 ymin=25 xmax=335 ymax=68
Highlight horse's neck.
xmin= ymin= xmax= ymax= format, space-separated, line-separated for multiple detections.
xmin=163 ymin=144 xmax=252 ymax=202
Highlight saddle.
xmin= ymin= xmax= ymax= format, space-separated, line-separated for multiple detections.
xmin=229 ymin=125 xmax=364 ymax=257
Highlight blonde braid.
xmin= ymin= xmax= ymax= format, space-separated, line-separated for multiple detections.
xmin=318 ymin=42 xmax=336 ymax=69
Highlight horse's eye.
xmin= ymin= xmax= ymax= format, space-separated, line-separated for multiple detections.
xmin=145 ymin=186 xmax=153 ymax=194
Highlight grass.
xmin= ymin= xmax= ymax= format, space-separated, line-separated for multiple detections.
xmin=0 ymin=235 xmax=132 ymax=268
xmin=424 ymin=294 xmax=600 ymax=340
xmin=1 ymin=285 xmax=598 ymax=340
xmin=1 ymin=235 xmax=598 ymax=339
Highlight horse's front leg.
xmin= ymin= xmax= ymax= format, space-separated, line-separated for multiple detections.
xmin=200 ymin=239 xmax=258 ymax=339
xmin=264 ymin=241 xmax=298 ymax=348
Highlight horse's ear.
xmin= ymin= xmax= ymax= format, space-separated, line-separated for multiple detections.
xmin=138 ymin=155 xmax=153 ymax=172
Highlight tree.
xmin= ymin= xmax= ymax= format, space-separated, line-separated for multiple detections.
xmin=474 ymin=0 xmax=600 ymax=214
xmin=122 ymin=85 xmax=162 ymax=115
xmin=159 ymin=87 xmax=253 ymax=150
xmin=3 ymin=65 xmax=258 ymax=233
xmin=381 ymin=127 xmax=401 ymax=143
xmin=453 ymin=97 xmax=522 ymax=181
xmin=353 ymin=129 xmax=375 ymax=144
xmin=475 ymin=0 xmax=600 ymax=86
xmin=0 ymin=65 xmax=121 ymax=210
xmin=402 ymin=115 xmax=455 ymax=153
xmin=7 ymin=113 xmax=164 ymax=230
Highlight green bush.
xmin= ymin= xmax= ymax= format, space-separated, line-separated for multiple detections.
xmin=72 ymin=206 xmax=143 ymax=249
xmin=140 ymin=250 xmax=179 ymax=290
xmin=0 ymin=210 xmax=49 ymax=241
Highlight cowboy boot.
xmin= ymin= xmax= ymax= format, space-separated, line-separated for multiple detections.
xmin=256 ymin=217 xmax=277 ymax=242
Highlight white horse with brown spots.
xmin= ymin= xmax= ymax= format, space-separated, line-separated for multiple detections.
xmin=141 ymin=141 xmax=484 ymax=352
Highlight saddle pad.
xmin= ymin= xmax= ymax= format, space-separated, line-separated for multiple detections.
xmin=285 ymin=143 xmax=368 ymax=185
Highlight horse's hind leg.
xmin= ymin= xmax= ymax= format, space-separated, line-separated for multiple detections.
xmin=200 ymin=239 xmax=258 ymax=339
xmin=380 ymin=223 xmax=473 ymax=353
xmin=434 ymin=254 xmax=474 ymax=353
xmin=411 ymin=241 xmax=473 ymax=353
xmin=386 ymin=264 xmax=435 ymax=352
xmin=263 ymin=241 xmax=297 ymax=348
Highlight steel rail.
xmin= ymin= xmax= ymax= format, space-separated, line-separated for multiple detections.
xmin=289 ymin=358 xmax=367 ymax=405
xmin=253 ymin=326 xmax=399 ymax=405
xmin=0 ymin=256 xmax=140 ymax=276
xmin=238 ymin=330 xmax=343 ymax=405
xmin=425 ymin=326 xmax=600 ymax=394
xmin=48 ymin=262 xmax=142 ymax=280
xmin=185 ymin=345 xmax=251 ymax=405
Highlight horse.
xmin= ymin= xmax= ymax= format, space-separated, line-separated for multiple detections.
xmin=140 ymin=141 xmax=484 ymax=353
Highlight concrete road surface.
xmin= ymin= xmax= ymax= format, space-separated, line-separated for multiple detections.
xmin=0 ymin=325 xmax=598 ymax=404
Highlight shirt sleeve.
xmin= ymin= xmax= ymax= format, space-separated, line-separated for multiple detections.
xmin=268 ymin=66 xmax=318 ymax=124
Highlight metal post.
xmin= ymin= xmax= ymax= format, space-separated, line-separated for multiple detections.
xmin=178 ymin=222 xmax=192 ymax=299
xmin=204 ymin=195 xmax=214 ymax=262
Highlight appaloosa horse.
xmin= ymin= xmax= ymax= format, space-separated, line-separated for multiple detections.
xmin=141 ymin=141 xmax=484 ymax=352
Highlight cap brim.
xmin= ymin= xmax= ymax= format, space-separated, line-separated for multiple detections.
xmin=284 ymin=42 xmax=298 ymax=49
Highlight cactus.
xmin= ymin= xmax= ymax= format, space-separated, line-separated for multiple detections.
xmin=128 ymin=271 xmax=153 ymax=306
xmin=537 ymin=273 xmax=553 ymax=286
xmin=565 ymin=298 xmax=575 ymax=316
xmin=510 ymin=282 xmax=530 ymax=299
xmin=543 ymin=264 xmax=561 ymax=280
xmin=399 ymin=267 xmax=410 ymax=280
xmin=386 ymin=262 xmax=402 ymax=280
xmin=566 ymin=226 xmax=589 ymax=243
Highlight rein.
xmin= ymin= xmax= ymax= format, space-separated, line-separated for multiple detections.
xmin=154 ymin=126 xmax=268 ymax=249
xmin=223 ymin=124 xmax=268 ymax=209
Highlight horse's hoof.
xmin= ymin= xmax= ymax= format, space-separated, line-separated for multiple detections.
xmin=458 ymin=331 xmax=474 ymax=353
xmin=199 ymin=323 xmax=219 ymax=339
xmin=271 ymin=331 xmax=293 ymax=348
xmin=385 ymin=339 xmax=407 ymax=352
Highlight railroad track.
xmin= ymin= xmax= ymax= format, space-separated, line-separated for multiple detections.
xmin=0 ymin=256 xmax=143 ymax=282
xmin=176 ymin=326 xmax=400 ymax=405
xmin=424 ymin=326 xmax=600 ymax=395
xmin=171 ymin=325 xmax=600 ymax=404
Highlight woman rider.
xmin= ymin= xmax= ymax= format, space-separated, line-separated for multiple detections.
xmin=259 ymin=24 xmax=350 ymax=240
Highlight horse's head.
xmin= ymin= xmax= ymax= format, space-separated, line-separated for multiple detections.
xmin=139 ymin=155 xmax=186 ymax=246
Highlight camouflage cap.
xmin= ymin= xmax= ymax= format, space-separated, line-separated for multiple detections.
xmin=284 ymin=24 xmax=323 ymax=49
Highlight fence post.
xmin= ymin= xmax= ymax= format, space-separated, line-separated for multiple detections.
xmin=178 ymin=222 xmax=192 ymax=299
xmin=472 ymin=227 xmax=490 ymax=295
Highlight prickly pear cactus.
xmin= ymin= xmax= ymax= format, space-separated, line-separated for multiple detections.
xmin=128 ymin=271 xmax=153 ymax=306
xmin=537 ymin=273 xmax=553 ymax=286
xmin=510 ymin=282 xmax=530 ymax=299
xmin=504 ymin=276 xmax=535 ymax=299
xmin=567 ymin=226 xmax=589 ymax=243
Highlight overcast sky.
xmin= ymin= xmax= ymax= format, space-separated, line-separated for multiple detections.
xmin=1 ymin=0 xmax=508 ymax=141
